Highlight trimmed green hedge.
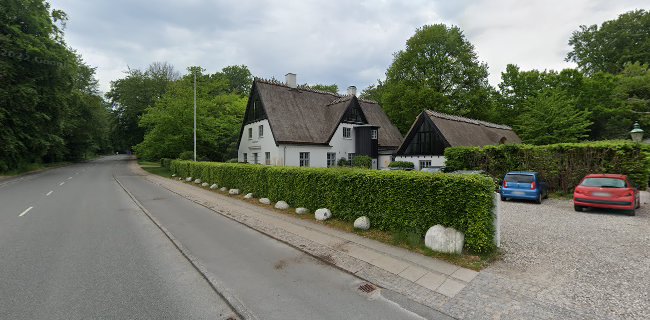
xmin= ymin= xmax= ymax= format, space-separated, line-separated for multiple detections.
xmin=445 ymin=141 xmax=650 ymax=193
xmin=170 ymin=160 xmax=497 ymax=253
xmin=388 ymin=161 xmax=414 ymax=168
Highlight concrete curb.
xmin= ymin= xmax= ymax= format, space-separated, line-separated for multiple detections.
xmin=113 ymin=174 xmax=258 ymax=320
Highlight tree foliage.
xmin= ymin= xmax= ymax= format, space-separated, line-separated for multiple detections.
xmin=380 ymin=24 xmax=493 ymax=133
xmin=567 ymin=10 xmax=650 ymax=75
xmin=514 ymin=89 xmax=592 ymax=145
xmin=0 ymin=0 xmax=111 ymax=172
xmin=133 ymin=67 xmax=247 ymax=161
xmin=304 ymin=83 xmax=339 ymax=94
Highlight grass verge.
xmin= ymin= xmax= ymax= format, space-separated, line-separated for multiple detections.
xmin=143 ymin=163 xmax=499 ymax=271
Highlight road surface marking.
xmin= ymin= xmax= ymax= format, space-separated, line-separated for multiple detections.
xmin=67 ymin=177 xmax=72 ymax=180
xmin=59 ymin=182 xmax=65 ymax=186
xmin=19 ymin=207 xmax=33 ymax=217
xmin=46 ymin=190 xmax=53 ymax=196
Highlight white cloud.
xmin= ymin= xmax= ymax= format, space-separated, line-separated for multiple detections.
xmin=50 ymin=0 xmax=647 ymax=94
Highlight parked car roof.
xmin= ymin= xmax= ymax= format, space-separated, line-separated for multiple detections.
xmin=506 ymin=171 xmax=538 ymax=175
xmin=583 ymin=173 xmax=627 ymax=179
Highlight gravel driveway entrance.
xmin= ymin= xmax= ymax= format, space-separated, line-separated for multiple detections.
xmin=441 ymin=192 xmax=649 ymax=319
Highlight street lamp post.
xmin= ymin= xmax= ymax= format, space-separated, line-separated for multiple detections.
xmin=630 ymin=122 xmax=644 ymax=143
xmin=193 ymin=72 xmax=197 ymax=161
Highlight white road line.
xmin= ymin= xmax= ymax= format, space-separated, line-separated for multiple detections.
xmin=19 ymin=206 xmax=33 ymax=217
xmin=46 ymin=190 xmax=53 ymax=196
xmin=59 ymin=182 xmax=65 ymax=186
xmin=67 ymin=177 xmax=72 ymax=180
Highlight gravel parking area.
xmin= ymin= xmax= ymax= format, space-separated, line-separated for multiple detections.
xmin=486 ymin=192 xmax=649 ymax=319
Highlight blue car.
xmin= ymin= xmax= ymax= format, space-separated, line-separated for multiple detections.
xmin=500 ymin=172 xmax=548 ymax=204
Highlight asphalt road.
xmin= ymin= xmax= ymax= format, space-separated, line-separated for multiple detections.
xmin=0 ymin=156 xmax=442 ymax=319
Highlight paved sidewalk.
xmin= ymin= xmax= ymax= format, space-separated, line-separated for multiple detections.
xmin=132 ymin=162 xmax=477 ymax=312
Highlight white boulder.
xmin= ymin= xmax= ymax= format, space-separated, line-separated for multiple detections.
xmin=185 ymin=177 xmax=192 ymax=182
xmin=295 ymin=207 xmax=309 ymax=215
xmin=275 ymin=201 xmax=289 ymax=210
xmin=210 ymin=184 xmax=218 ymax=189
xmin=201 ymin=182 xmax=209 ymax=187
xmin=194 ymin=179 xmax=201 ymax=184
xmin=424 ymin=225 xmax=465 ymax=254
xmin=171 ymin=174 xmax=176 ymax=177
xmin=353 ymin=216 xmax=370 ymax=230
xmin=259 ymin=198 xmax=271 ymax=205
xmin=244 ymin=193 xmax=254 ymax=199
xmin=220 ymin=187 xmax=227 ymax=192
xmin=178 ymin=177 xmax=182 ymax=181
xmin=315 ymin=208 xmax=332 ymax=221
xmin=228 ymin=189 xmax=240 ymax=195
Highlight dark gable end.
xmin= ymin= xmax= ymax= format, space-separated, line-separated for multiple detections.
xmin=246 ymin=78 xmax=403 ymax=148
xmin=396 ymin=110 xmax=521 ymax=156
xmin=237 ymin=81 xmax=272 ymax=147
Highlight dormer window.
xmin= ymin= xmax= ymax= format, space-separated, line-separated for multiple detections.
xmin=371 ymin=129 xmax=378 ymax=140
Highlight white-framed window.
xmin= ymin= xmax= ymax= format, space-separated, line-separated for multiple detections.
xmin=259 ymin=125 xmax=264 ymax=138
xmin=299 ymin=152 xmax=310 ymax=167
xmin=348 ymin=153 xmax=355 ymax=162
xmin=248 ymin=127 xmax=252 ymax=139
xmin=327 ymin=152 xmax=336 ymax=167
xmin=265 ymin=152 xmax=271 ymax=165
xmin=419 ymin=160 xmax=431 ymax=168
xmin=343 ymin=127 xmax=351 ymax=139
xmin=253 ymin=153 xmax=259 ymax=164
xmin=371 ymin=129 xmax=378 ymax=140
xmin=243 ymin=153 xmax=248 ymax=163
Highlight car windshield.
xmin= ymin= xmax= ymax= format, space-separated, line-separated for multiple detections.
xmin=581 ymin=178 xmax=627 ymax=188
xmin=504 ymin=174 xmax=534 ymax=183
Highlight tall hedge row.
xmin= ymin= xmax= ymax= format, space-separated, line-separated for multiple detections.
xmin=169 ymin=160 xmax=497 ymax=253
xmin=444 ymin=141 xmax=650 ymax=193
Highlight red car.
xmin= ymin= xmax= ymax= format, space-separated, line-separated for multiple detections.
xmin=573 ymin=174 xmax=640 ymax=216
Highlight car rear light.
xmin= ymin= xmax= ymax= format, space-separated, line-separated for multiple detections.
xmin=531 ymin=181 xmax=536 ymax=190
xmin=503 ymin=181 xmax=508 ymax=188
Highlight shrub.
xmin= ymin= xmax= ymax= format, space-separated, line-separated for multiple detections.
xmin=169 ymin=160 xmax=497 ymax=253
xmin=178 ymin=151 xmax=194 ymax=160
xmin=352 ymin=155 xmax=372 ymax=168
xmin=160 ymin=158 xmax=172 ymax=168
xmin=337 ymin=158 xmax=349 ymax=167
xmin=445 ymin=141 xmax=650 ymax=193
xmin=388 ymin=161 xmax=414 ymax=168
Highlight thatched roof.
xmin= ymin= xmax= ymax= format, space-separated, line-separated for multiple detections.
xmin=423 ymin=110 xmax=521 ymax=146
xmin=252 ymin=78 xmax=403 ymax=148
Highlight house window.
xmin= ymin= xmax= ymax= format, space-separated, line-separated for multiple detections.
xmin=419 ymin=160 xmax=431 ymax=168
xmin=347 ymin=153 xmax=355 ymax=162
xmin=343 ymin=127 xmax=351 ymax=139
xmin=371 ymin=129 xmax=378 ymax=140
xmin=253 ymin=153 xmax=259 ymax=164
xmin=243 ymin=153 xmax=248 ymax=163
xmin=248 ymin=127 xmax=252 ymax=140
xmin=265 ymin=152 xmax=271 ymax=165
xmin=299 ymin=152 xmax=310 ymax=167
xmin=259 ymin=125 xmax=264 ymax=138
xmin=327 ymin=152 xmax=336 ymax=167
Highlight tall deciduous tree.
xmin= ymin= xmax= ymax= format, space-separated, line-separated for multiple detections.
xmin=380 ymin=24 xmax=493 ymax=133
xmin=134 ymin=68 xmax=247 ymax=161
xmin=514 ymin=89 xmax=592 ymax=145
xmin=567 ymin=9 xmax=650 ymax=75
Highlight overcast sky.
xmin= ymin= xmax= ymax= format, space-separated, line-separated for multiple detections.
xmin=50 ymin=0 xmax=645 ymax=94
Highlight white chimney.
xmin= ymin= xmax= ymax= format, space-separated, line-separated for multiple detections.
xmin=285 ymin=73 xmax=296 ymax=88
xmin=347 ymin=86 xmax=357 ymax=96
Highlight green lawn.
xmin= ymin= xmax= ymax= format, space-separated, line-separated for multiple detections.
xmin=138 ymin=161 xmax=174 ymax=178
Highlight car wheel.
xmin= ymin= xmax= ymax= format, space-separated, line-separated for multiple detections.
xmin=500 ymin=196 xmax=506 ymax=201
xmin=626 ymin=209 xmax=636 ymax=216
xmin=574 ymin=205 xmax=583 ymax=212
xmin=536 ymin=194 xmax=542 ymax=204
xmin=635 ymin=198 xmax=640 ymax=209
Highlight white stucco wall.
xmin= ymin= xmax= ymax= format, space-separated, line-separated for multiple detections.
xmin=238 ymin=119 xmax=281 ymax=165
xmin=394 ymin=155 xmax=446 ymax=170
xmin=238 ymin=121 xmax=381 ymax=168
